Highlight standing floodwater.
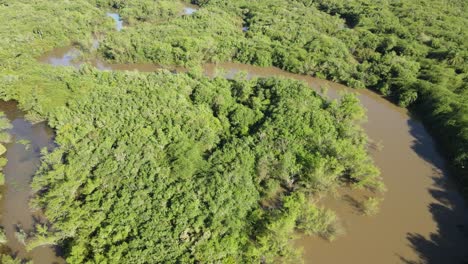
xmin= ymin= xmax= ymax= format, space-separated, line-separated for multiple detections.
xmin=107 ymin=13 xmax=123 ymax=31
xmin=183 ymin=7 xmax=197 ymax=15
xmin=0 ymin=101 xmax=63 ymax=264
xmin=37 ymin=46 xmax=82 ymax=68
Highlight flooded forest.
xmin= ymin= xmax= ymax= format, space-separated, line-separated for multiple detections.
xmin=0 ymin=0 xmax=467 ymax=263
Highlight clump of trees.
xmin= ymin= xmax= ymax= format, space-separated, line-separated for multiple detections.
xmin=93 ymin=0 xmax=187 ymax=25
xmin=13 ymin=68 xmax=378 ymax=263
xmin=98 ymin=3 xmax=243 ymax=67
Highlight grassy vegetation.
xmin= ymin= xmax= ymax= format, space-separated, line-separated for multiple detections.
xmin=0 ymin=255 xmax=27 ymax=264
xmin=362 ymin=197 xmax=383 ymax=216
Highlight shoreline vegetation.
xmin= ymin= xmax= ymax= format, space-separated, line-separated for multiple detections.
xmin=0 ymin=0 xmax=465 ymax=263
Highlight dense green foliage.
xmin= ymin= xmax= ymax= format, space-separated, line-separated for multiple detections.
xmin=0 ymin=0 xmax=384 ymax=262
xmin=98 ymin=1 xmax=242 ymax=67
xmin=11 ymin=66 xmax=380 ymax=263
xmin=0 ymin=0 xmax=110 ymax=63
xmin=98 ymin=0 xmax=468 ymax=189
xmin=94 ymin=0 xmax=188 ymax=24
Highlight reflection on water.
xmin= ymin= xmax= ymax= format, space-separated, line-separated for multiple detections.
xmin=0 ymin=101 xmax=63 ymax=264
xmin=183 ymin=7 xmax=198 ymax=15
xmin=38 ymin=44 xmax=185 ymax=73
xmin=34 ymin=28 xmax=468 ymax=263
xmin=38 ymin=47 xmax=81 ymax=67
xmin=107 ymin=13 xmax=123 ymax=31
xmin=182 ymin=2 xmax=199 ymax=15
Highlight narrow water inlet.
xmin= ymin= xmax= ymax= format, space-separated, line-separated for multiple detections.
xmin=0 ymin=101 xmax=63 ymax=264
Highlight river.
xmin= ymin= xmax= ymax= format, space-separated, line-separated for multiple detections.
xmin=9 ymin=10 xmax=468 ymax=264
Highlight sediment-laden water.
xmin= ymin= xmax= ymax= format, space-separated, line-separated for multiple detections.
xmin=0 ymin=101 xmax=63 ymax=264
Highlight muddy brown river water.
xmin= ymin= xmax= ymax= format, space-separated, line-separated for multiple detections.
xmin=6 ymin=10 xmax=468 ymax=264
xmin=0 ymin=101 xmax=63 ymax=264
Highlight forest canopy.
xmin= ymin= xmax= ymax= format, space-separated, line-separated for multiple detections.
xmin=0 ymin=0 xmax=466 ymax=262
xmin=4 ymin=66 xmax=382 ymax=262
